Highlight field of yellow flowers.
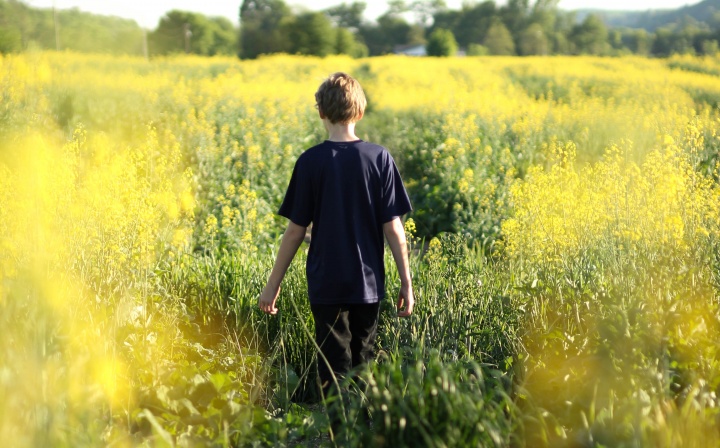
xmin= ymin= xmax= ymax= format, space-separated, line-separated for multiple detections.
xmin=1 ymin=51 xmax=720 ymax=447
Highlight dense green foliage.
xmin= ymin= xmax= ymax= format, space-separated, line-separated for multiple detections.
xmin=239 ymin=0 xmax=293 ymax=59
xmin=425 ymin=28 xmax=457 ymax=56
xmin=0 ymin=0 xmax=144 ymax=54
xmin=239 ymin=0 xmax=366 ymax=59
xmin=483 ymin=20 xmax=517 ymax=55
xmin=149 ymin=10 xmax=237 ymax=56
xmin=287 ymin=12 xmax=337 ymax=57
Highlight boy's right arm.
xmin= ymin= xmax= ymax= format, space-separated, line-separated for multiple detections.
xmin=258 ymin=221 xmax=307 ymax=315
xmin=383 ymin=217 xmax=414 ymax=317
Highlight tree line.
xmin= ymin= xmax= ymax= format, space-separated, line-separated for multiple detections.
xmin=239 ymin=0 xmax=720 ymax=58
xmin=0 ymin=0 xmax=146 ymax=54
xmin=1 ymin=0 xmax=719 ymax=58
xmin=0 ymin=0 xmax=237 ymax=56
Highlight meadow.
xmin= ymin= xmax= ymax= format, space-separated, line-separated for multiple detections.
xmin=1 ymin=51 xmax=720 ymax=447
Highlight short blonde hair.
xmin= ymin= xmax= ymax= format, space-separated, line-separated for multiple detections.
xmin=314 ymin=72 xmax=367 ymax=125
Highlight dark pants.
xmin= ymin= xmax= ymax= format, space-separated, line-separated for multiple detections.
xmin=311 ymin=302 xmax=380 ymax=434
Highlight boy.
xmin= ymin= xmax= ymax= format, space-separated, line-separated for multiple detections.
xmin=258 ymin=72 xmax=414 ymax=434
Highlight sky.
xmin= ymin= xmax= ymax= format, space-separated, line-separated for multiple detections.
xmin=24 ymin=0 xmax=696 ymax=29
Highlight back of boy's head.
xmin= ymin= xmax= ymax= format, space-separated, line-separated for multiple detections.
xmin=315 ymin=72 xmax=366 ymax=125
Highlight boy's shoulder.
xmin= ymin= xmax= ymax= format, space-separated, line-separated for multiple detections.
xmin=298 ymin=140 xmax=389 ymax=161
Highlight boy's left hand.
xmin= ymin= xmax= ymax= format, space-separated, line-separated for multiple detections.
xmin=259 ymin=284 xmax=280 ymax=315
xmin=396 ymin=284 xmax=414 ymax=317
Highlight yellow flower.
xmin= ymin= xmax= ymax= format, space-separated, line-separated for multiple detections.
xmin=204 ymin=214 xmax=218 ymax=236
xmin=404 ymin=218 xmax=417 ymax=236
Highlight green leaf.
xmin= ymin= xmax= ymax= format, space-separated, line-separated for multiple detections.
xmin=139 ymin=409 xmax=175 ymax=447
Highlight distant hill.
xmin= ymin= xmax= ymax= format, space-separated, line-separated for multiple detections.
xmin=574 ymin=9 xmax=660 ymax=28
xmin=574 ymin=0 xmax=720 ymax=30
xmin=635 ymin=0 xmax=720 ymax=29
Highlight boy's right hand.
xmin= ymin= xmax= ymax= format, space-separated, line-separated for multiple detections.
xmin=396 ymin=284 xmax=414 ymax=317
xmin=259 ymin=284 xmax=280 ymax=315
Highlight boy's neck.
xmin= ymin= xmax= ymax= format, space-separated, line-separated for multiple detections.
xmin=324 ymin=119 xmax=360 ymax=142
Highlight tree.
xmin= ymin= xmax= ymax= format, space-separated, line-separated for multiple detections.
xmin=240 ymin=0 xmax=292 ymax=58
xmin=431 ymin=9 xmax=461 ymax=37
xmin=501 ymin=0 xmax=529 ymax=35
xmin=335 ymin=26 xmax=354 ymax=54
xmin=150 ymin=11 xmax=217 ymax=55
xmin=548 ymin=10 xmax=574 ymax=54
xmin=0 ymin=28 xmax=21 ymax=53
xmin=0 ymin=1 xmax=24 ymax=53
xmin=209 ymin=17 xmax=238 ymax=56
xmin=569 ymin=14 xmax=608 ymax=55
xmin=360 ymin=13 xmax=412 ymax=55
xmin=519 ymin=23 xmax=548 ymax=55
xmin=59 ymin=9 xmax=144 ymax=54
xmin=621 ymin=28 xmax=652 ymax=55
xmin=452 ymin=1 xmax=497 ymax=48
xmin=410 ymin=0 xmax=447 ymax=27
xmin=149 ymin=11 xmax=237 ymax=56
xmin=407 ymin=24 xmax=426 ymax=45
xmin=0 ymin=0 xmax=144 ymax=55
xmin=527 ymin=0 xmax=558 ymax=42
xmin=426 ymin=28 xmax=457 ymax=56
xmin=0 ymin=0 xmax=28 ymax=52
xmin=483 ymin=20 xmax=515 ymax=55
xmin=701 ymin=39 xmax=718 ymax=55
xmin=387 ymin=0 xmax=409 ymax=16
xmin=287 ymin=12 xmax=335 ymax=57
xmin=467 ymin=43 xmax=489 ymax=55
xmin=335 ymin=26 xmax=368 ymax=58
xmin=608 ymin=29 xmax=624 ymax=52
xmin=0 ymin=1 xmax=149 ymax=55
xmin=324 ymin=1 xmax=366 ymax=30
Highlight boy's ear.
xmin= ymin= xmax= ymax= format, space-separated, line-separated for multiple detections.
xmin=318 ymin=109 xmax=326 ymax=119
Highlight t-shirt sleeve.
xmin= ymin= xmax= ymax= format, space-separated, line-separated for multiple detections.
xmin=381 ymin=151 xmax=412 ymax=223
xmin=278 ymin=158 xmax=313 ymax=227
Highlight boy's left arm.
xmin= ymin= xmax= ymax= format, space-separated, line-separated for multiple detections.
xmin=383 ymin=217 xmax=414 ymax=317
xmin=258 ymin=221 xmax=307 ymax=315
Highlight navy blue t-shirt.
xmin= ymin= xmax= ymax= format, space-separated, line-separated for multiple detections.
xmin=278 ymin=140 xmax=412 ymax=305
